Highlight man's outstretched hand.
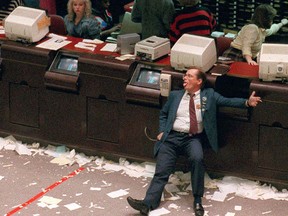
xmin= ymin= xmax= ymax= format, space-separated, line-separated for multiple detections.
xmin=247 ymin=91 xmax=262 ymax=107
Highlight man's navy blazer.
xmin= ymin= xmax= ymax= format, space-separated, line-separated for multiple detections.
xmin=154 ymin=88 xmax=247 ymax=156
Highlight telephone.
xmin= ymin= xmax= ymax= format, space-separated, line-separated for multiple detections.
xmin=160 ymin=73 xmax=171 ymax=97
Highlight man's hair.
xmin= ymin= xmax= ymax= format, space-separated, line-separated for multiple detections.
xmin=196 ymin=69 xmax=207 ymax=89
xmin=67 ymin=0 xmax=92 ymax=21
xmin=251 ymin=4 xmax=277 ymax=29
xmin=178 ymin=0 xmax=199 ymax=7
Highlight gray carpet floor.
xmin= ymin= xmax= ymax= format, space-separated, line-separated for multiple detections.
xmin=1 ymin=147 xmax=288 ymax=216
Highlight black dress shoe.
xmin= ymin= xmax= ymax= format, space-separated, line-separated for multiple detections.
xmin=127 ymin=196 xmax=150 ymax=215
xmin=193 ymin=203 xmax=204 ymax=216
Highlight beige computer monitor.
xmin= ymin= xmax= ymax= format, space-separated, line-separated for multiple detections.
xmin=170 ymin=34 xmax=217 ymax=72
xmin=4 ymin=6 xmax=49 ymax=43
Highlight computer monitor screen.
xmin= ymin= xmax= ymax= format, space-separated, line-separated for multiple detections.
xmin=137 ymin=69 xmax=160 ymax=85
xmin=57 ymin=56 xmax=78 ymax=72
xmin=49 ymin=51 xmax=79 ymax=76
xmin=129 ymin=64 xmax=162 ymax=90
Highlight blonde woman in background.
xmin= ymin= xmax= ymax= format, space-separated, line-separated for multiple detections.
xmin=64 ymin=0 xmax=101 ymax=39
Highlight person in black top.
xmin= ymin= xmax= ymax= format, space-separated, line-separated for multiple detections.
xmin=92 ymin=0 xmax=121 ymax=40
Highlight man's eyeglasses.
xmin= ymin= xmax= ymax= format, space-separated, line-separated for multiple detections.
xmin=183 ymin=74 xmax=193 ymax=79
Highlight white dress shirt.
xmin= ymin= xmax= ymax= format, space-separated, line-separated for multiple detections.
xmin=172 ymin=90 xmax=203 ymax=134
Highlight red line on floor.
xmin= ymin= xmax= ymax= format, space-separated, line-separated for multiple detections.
xmin=6 ymin=166 xmax=85 ymax=216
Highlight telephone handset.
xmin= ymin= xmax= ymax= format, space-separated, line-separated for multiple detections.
xmin=160 ymin=73 xmax=171 ymax=97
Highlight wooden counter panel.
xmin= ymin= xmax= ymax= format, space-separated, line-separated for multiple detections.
xmin=79 ymin=54 xmax=132 ymax=81
xmin=2 ymin=61 xmax=46 ymax=88
xmin=87 ymin=98 xmax=120 ymax=144
xmin=40 ymin=89 xmax=84 ymax=144
xmin=1 ymin=41 xmax=55 ymax=66
xmin=79 ymin=73 xmax=127 ymax=102
xmin=258 ymin=125 xmax=288 ymax=173
xmin=120 ymin=103 xmax=159 ymax=159
xmin=9 ymin=83 xmax=40 ymax=128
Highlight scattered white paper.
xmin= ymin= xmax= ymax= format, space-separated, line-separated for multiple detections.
xmin=234 ymin=205 xmax=242 ymax=211
xmin=227 ymin=196 xmax=235 ymax=201
xmin=47 ymin=203 xmax=59 ymax=209
xmin=82 ymin=38 xmax=104 ymax=44
xmin=23 ymin=161 xmax=31 ymax=165
xmin=165 ymin=184 xmax=180 ymax=193
xmin=165 ymin=194 xmax=181 ymax=201
xmin=4 ymin=135 xmax=17 ymax=143
xmin=74 ymin=153 xmax=93 ymax=166
xmin=107 ymin=189 xmax=129 ymax=198
xmin=115 ymin=54 xmax=135 ymax=61
xmin=1 ymin=133 xmax=288 ymax=215
xmin=262 ymin=210 xmax=272 ymax=214
xmin=0 ymin=137 xmax=5 ymax=150
xmin=50 ymin=156 xmax=72 ymax=166
xmin=100 ymin=43 xmax=117 ymax=52
xmin=101 ymin=180 xmax=112 ymax=187
xmin=102 ymin=163 xmax=123 ymax=172
xmin=36 ymin=38 xmax=71 ymax=50
xmin=29 ymin=182 xmax=37 ymax=186
xmin=89 ymin=202 xmax=105 ymax=209
xmin=38 ymin=196 xmax=62 ymax=205
xmin=37 ymin=202 xmax=48 ymax=208
xmin=149 ymin=207 xmax=170 ymax=216
xmin=225 ymin=33 xmax=236 ymax=39
xmin=47 ymin=33 xmax=67 ymax=40
xmin=143 ymin=162 xmax=156 ymax=173
xmin=75 ymin=43 xmax=95 ymax=51
xmin=211 ymin=191 xmax=228 ymax=202
xmin=4 ymin=144 xmax=16 ymax=151
xmin=168 ymin=203 xmax=179 ymax=210
xmin=64 ymin=203 xmax=82 ymax=211
xmin=123 ymin=168 xmax=144 ymax=178
xmin=15 ymin=143 xmax=32 ymax=155
xmin=90 ymin=187 xmax=101 ymax=191
xmin=83 ymin=180 xmax=90 ymax=184
xmin=225 ymin=212 xmax=235 ymax=216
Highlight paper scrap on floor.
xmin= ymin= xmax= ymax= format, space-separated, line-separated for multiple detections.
xmin=64 ymin=203 xmax=82 ymax=211
xmin=107 ymin=189 xmax=129 ymax=198
xmin=149 ymin=207 xmax=170 ymax=216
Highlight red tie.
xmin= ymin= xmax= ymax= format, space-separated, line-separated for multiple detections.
xmin=189 ymin=94 xmax=198 ymax=135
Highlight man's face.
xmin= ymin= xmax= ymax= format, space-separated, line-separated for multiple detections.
xmin=183 ymin=69 xmax=202 ymax=93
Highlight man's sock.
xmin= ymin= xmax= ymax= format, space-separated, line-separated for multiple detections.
xmin=194 ymin=196 xmax=202 ymax=204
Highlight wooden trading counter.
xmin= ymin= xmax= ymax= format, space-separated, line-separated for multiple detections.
xmin=1 ymin=38 xmax=288 ymax=186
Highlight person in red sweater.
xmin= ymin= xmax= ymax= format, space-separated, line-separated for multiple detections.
xmin=169 ymin=0 xmax=216 ymax=45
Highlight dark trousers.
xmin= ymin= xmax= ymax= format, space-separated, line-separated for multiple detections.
xmin=143 ymin=131 xmax=205 ymax=210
